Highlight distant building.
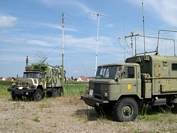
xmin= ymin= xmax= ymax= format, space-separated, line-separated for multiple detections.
xmin=76 ymin=76 xmax=88 ymax=82
xmin=0 ymin=77 xmax=5 ymax=81
xmin=6 ymin=77 xmax=15 ymax=81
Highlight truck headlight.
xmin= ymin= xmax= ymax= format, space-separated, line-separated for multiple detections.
xmin=104 ymin=88 xmax=108 ymax=97
xmin=18 ymin=87 xmax=23 ymax=90
xmin=104 ymin=92 xmax=108 ymax=97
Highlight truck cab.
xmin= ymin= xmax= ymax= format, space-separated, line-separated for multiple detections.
xmin=81 ymin=63 xmax=141 ymax=122
xmin=88 ymin=63 xmax=141 ymax=102
xmin=23 ymin=71 xmax=46 ymax=86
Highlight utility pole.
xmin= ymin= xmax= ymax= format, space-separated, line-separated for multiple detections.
xmin=88 ymin=12 xmax=111 ymax=76
xmin=62 ymin=13 xmax=65 ymax=95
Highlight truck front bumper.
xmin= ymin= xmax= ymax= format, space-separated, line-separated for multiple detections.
xmin=81 ymin=96 xmax=106 ymax=107
xmin=8 ymin=88 xmax=35 ymax=95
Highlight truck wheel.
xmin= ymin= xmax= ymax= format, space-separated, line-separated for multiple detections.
xmin=11 ymin=94 xmax=22 ymax=101
xmin=33 ymin=89 xmax=43 ymax=101
xmin=58 ymin=88 xmax=63 ymax=96
xmin=11 ymin=93 xmax=16 ymax=101
xmin=17 ymin=96 xmax=22 ymax=101
xmin=113 ymin=97 xmax=138 ymax=122
xmin=172 ymin=103 xmax=177 ymax=114
xmin=52 ymin=88 xmax=57 ymax=97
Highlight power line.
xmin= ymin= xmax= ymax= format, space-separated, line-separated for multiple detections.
xmin=65 ymin=16 xmax=89 ymax=77
xmin=42 ymin=16 xmax=62 ymax=53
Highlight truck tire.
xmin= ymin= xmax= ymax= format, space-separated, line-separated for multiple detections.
xmin=113 ymin=97 xmax=138 ymax=122
xmin=172 ymin=103 xmax=177 ymax=114
xmin=52 ymin=88 xmax=57 ymax=97
xmin=58 ymin=87 xmax=63 ymax=96
xmin=11 ymin=93 xmax=16 ymax=101
xmin=11 ymin=94 xmax=22 ymax=101
xmin=33 ymin=89 xmax=43 ymax=101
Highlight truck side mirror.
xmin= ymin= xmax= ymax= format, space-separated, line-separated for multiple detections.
xmin=120 ymin=69 xmax=125 ymax=77
xmin=122 ymin=69 xmax=126 ymax=74
xmin=115 ymin=75 xmax=119 ymax=82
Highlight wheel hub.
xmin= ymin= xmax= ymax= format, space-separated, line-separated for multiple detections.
xmin=122 ymin=105 xmax=132 ymax=116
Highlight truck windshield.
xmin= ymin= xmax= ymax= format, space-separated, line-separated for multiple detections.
xmin=96 ymin=66 xmax=119 ymax=78
xmin=23 ymin=73 xmax=41 ymax=78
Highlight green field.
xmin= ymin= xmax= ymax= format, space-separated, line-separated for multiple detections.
xmin=0 ymin=81 xmax=13 ymax=98
xmin=64 ymin=81 xmax=88 ymax=96
xmin=0 ymin=81 xmax=88 ymax=98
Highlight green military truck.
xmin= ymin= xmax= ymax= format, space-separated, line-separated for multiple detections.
xmin=81 ymin=54 xmax=177 ymax=122
xmin=8 ymin=56 xmax=65 ymax=101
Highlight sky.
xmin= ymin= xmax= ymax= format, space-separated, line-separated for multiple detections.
xmin=1 ymin=0 xmax=177 ymax=79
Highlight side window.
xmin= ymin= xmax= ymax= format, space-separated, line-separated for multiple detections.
xmin=123 ymin=66 xmax=134 ymax=78
xmin=172 ymin=63 xmax=177 ymax=71
xmin=109 ymin=66 xmax=117 ymax=78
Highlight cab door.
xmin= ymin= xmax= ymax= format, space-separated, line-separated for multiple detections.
xmin=121 ymin=66 xmax=138 ymax=94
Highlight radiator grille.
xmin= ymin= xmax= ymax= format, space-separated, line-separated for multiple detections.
xmin=94 ymin=83 xmax=101 ymax=94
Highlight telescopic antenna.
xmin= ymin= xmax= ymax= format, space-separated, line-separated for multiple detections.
xmin=142 ymin=0 xmax=146 ymax=56
xmin=62 ymin=13 xmax=65 ymax=94
xmin=87 ymin=12 xmax=112 ymax=76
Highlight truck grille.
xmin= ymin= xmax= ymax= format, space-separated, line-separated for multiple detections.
xmin=94 ymin=83 xmax=101 ymax=94
xmin=17 ymin=82 xmax=29 ymax=87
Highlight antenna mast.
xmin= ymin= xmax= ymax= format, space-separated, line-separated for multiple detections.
xmin=88 ymin=12 xmax=112 ymax=76
xmin=142 ymin=0 xmax=146 ymax=56
xmin=62 ymin=13 xmax=65 ymax=94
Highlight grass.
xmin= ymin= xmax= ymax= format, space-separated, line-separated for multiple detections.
xmin=0 ymin=81 xmax=88 ymax=98
xmin=33 ymin=116 xmax=40 ymax=122
xmin=64 ymin=81 xmax=88 ymax=96
xmin=2 ymin=80 xmax=176 ymax=125
xmin=0 ymin=81 xmax=12 ymax=98
xmin=137 ymin=104 xmax=174 ymax=122
xmin=39 ymin=102 xmax=52 ymax=111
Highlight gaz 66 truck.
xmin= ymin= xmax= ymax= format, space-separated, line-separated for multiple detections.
xmin=81 ymin=54 xmax=177 ymax=122
xmin=8 ymin=56 xmax=65 ymax=101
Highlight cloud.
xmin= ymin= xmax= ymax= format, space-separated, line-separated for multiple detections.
xmin=0 ymin=15 xmax=17 ymax=27
xmin=76 ymin=3 xmax=91 ymax=13
xmin=39 ymin=0 xmax=92 ymax=14
xmin=27 ymin=39 xmax=48 ymax=46
xmin=73 ymin=70 xmax=79 ymax=74
xmin=44 ymin=23 xmax=77 ymax=31
xmin=145 ymin=0 xmax=177 ymax=27
xmin=127 ymin=0 xmax=177 ymax=27
xmin=105 ymin=24 xmax=114 ymax=28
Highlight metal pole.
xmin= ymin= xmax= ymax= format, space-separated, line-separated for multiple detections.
xmin=142 ymin=0 xmax=146 ymax=56
xmin=95 ymin=14 xmax=100 ymax=76
xmin=138 ymin=34 xmax=176 ymax=56
xmin=88 ymin=12 xmax=112 ymax=76
xmin=62 ymin=13 xmax=65 ymax=95
xmin=157 ymin=29 xmax=177 ymax=56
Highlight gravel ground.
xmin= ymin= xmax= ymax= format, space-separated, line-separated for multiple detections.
xmin=0 ymin=97 xmax=177 ymax=133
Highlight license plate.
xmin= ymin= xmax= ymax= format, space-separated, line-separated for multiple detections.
xmin=89 ymin=89 xmax=93 ymax=96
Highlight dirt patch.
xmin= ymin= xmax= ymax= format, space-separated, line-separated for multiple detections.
xmin=0 ymin=97 xmax=177 ymax=133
